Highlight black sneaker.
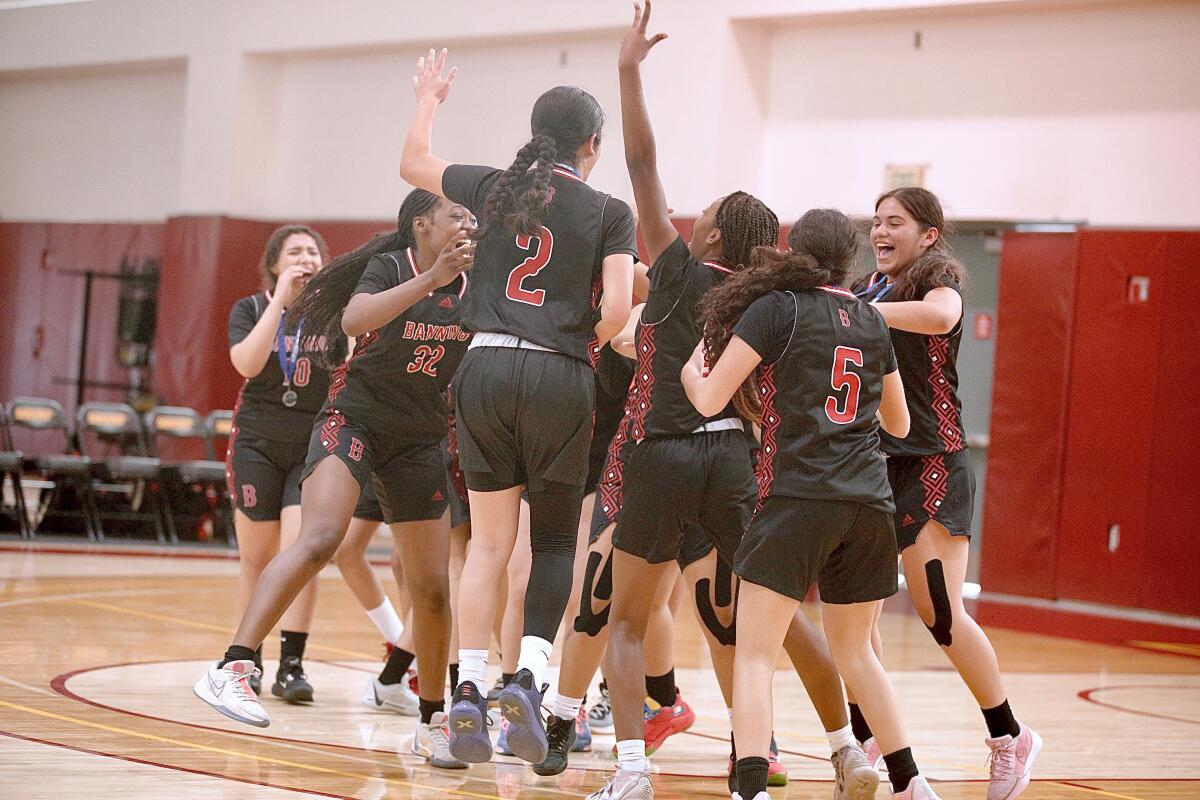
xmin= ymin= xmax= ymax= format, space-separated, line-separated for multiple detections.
xmin=532 ymin=714 xmax=576 ymax=776
xmin=271 ymin=656 xmax=314 ymax=703
xmin=249 ymin=672 xmax=262 ymax=696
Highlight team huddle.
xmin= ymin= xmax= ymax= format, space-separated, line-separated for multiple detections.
xmin=194 ymin=5 xmax=1042 ymax=799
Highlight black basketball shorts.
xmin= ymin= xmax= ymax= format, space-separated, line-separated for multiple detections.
xmin=735 ymin=496 xmax=899 ymax=605
xmin=353 ymin=479 xmax=386 ymax=523
xmin=442 ymin=432 xmax=470 ymax=529
xmin=887 ymin=448 xmax=975 ymax=551
xmin=612 ymin=429 xmax=756 ymax=568
xmin=452 ymin=347 xmax=595 ymax=494
xmin=301 ymin=409 xmax=448 ymax=525
xmin=225 ymin=430 xmax=307 ymax=521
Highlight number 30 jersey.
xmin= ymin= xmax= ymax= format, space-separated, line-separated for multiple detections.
xmin=442 ymin=163 xmax=639 ymax=364
xmin=732 ymin=288 xmax=898 ymax=513
xmin=325 ymin=247 xmax=470 ymax=445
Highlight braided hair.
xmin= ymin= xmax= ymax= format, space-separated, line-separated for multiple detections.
xmin=712 ymin=191 xmax=780 ymax=270
xmin=696 ymin=208 xmax=859 ymax=421
xmin=482 ymin=86 xmax=604 ymax=236
xmin=873 ymin=187 xmax=966 ymax=300
xmin=287 ymin=189 xmax=442 ymax=368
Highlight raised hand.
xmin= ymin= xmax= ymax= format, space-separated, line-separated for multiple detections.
xmin=412 ymin=48 xmax=458 ymax=104
xmin=273 ymin=262 xmax=315 ymax=307
xmin=618 ymin=1 xmax=668 ymax=68
xmin=429 ymin=230 xmax=475 ymax=287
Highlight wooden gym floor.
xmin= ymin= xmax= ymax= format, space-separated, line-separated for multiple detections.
xmin=1 ymin=541 xmax=1198 ymax=799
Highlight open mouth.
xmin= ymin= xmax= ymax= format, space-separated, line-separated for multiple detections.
xmin=875 ymin=244 xmax=895 ymax=260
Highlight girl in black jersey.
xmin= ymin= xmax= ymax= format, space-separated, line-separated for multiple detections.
xmin=853 ymin=188 xmax=1041 ymax=800
xmin=683 ymin=208 xmax=946 ymax=800
xmin=225 ymin=225 xmax=329 ymax=700
xmin=195 ymin=190 xmax=476 ymax=770
xmin=592 ymin=8 xmax=861 ymax=799
xmin=400 ymin=49 xmax=636 ymax=765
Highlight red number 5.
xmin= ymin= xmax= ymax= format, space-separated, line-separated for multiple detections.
xmin=506 ymin=227 xmax=554 ymax=306
xmin=825 ymin=346 xmax=864 ymax=425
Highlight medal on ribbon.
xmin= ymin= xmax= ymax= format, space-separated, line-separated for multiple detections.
xmin=277 ymin=317 xmax=304 ymax=408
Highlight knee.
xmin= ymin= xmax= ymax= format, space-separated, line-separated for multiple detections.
xmin=410 ymin=572 xmax=452 ymax=616
xmin=239 ymin=547 xmax=275 ymax=573
xmin=331 ymin=545 xmax=361 ymax=573
xmin=916 ymin=559 xmax=955 ymax=647
xmin=299 ymin=527 xmax=342 ymax=567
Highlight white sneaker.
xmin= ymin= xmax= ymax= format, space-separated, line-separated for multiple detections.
xmin=586 ymin=769 xmax=653 ymax=799
xmin=986 ymin=724 xmax=1042 ymax=800
xmin=892 ymin=775 xmax=942 ymax=799
xmin=362 ymin=676 xmax=419 ymax=716
xmin=833 ymin=743 xmax=881 ymax=800
xmin=412 ymin=711 xmax=468 ymax=769
xmin=731 ymin=793 xmax=770 ymax=800
xmin=863 ymin=736 xmax=886 ymax=772
xmin=193 ymin=660 xmax=270 ymax=727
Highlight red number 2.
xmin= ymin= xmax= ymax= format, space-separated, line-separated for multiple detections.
xmin=505 ymin=227 xmax=554 ymax=306
xmin=824 ymin=346 xmax=864 ymax=425
xmin=408 ymin=344 xmax=445 ymax=377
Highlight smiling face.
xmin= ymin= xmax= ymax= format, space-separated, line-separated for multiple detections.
xmin=688 ymin=196 xmax=724 ymax=261
xmin=415 ymin=200 xmax=476 ymax=253
xmin=870 ymin=196 xmax=940 ymax=276
xmin=270 ymin=233 xmax=324 ymax=278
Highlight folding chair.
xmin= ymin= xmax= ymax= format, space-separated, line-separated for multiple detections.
xmin=205 ymin=409 xmax=234 ymax=461
xmin=76 ymin=401 xmax=172 ymax=543
xmin=146 ymin=406 xmax=232 ymax=543
xmin=6 ymin=397 xmax=100 ymax=539
xmin=0 ymin=407 xmax=32 ymax=537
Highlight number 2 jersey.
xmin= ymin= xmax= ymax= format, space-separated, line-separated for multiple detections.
xmin=325 ymin=247 xmax=470 ymax=444
xmin=441 ymin=162 xmax=639 ymax=363
xmin=227 ymin=292 xmax=332 ymax=443
xmin=733 ymin=288 xmax=898 ymax=513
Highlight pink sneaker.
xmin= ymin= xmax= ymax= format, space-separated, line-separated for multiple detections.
xmin=986 ymin=724 xmax=1042 ymax=800
xmin=863 ymin=737 xmax=886 ymax=772
xmin=891 ymin=776 xmax=941 ymax=799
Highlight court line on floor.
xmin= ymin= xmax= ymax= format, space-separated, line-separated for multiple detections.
xmin=1077 ymin=684 xmax=1200 ymax=727
xmin=0 ymin=698 xmax=564 ymax=800
xmin=1048 ymin=780 xmax=1149 ymax=800
xmin=0 ymin=728 xmax=356 ymax=800
xmin=0 ymin=586 xmax=179 ymax=609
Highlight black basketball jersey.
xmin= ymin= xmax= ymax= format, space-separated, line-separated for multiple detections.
xmin=227 ymin=292 xmax=331 ymax=443
xmin=627 ymin=236 xmax=738 ymax=441
xmin=855 ymin=272 xmax=967 ymax=456
xmin=593 ymin=344 xmax=635 ymax=451
xmin=733 ymin=288 xmax=897 ymax=513
xmin=441 ymin=162 xmax=638 ymax=363
xmin=325 ymin=248 xmax=470 ymax=445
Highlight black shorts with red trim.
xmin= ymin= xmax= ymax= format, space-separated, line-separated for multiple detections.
xmin=887 ymin=448 xmax=975 ymax=551
xmin=442 ymin=433 xmax=470 ymax=529
xmin=453 ymin=347 xmax=595 ymax=493
xmin=301 ymin=409 xmax=447 ymax=525
xmin=612 ymin=430 xmax=756 ymax=568
xmin=589 ymin=428 xmax=637 ymax=543
xmin=736 ymin=496 xmax=898 ymax=605
xmin=225 ymin=431 xmax=307 ymax=521
xmin=353 ymin=479 xmax=386 ymax=523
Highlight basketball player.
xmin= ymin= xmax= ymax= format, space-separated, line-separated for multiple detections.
xmin=400 ymin=49 xmax=636 ymax=764
xmin=195 ymin=190 xmax=476 ymax=770
xmin=224 ymin=225 xmax=328 ymax=701
xmin=852 ymin=187 xmax=1041 ymax=800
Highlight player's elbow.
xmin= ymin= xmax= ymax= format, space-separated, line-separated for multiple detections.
xmin=880 ymin=406 xmax=910 ymax=439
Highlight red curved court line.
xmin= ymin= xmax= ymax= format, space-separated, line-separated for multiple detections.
xmin=0 ymin=729 xmax=355 ymax=799
xmin=49 ymin=659 xmax=724 ymax=781
xmin=1077 ymin=684 xmax=1200 ymax=727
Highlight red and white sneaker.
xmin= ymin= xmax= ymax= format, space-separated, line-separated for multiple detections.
xmin=644 ymin=690 xmax=695 ymax=755
xmin=986 ymin=724 xmax=1042 ymax=800
xmin=863 ymin=736 xmax=885 ymax=772
xmin=767 ymin=735 xmax=788 ymax=786
xmin=892 ymin=775 xmax=941 ymax=799
xmin=193 ymin=660 xmax=270 ymax=728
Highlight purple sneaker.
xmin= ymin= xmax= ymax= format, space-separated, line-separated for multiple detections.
xmin=447 ymin=681 xmax=492 ymax=763
xmin=496 ymin=668 xmax=548 ymax=763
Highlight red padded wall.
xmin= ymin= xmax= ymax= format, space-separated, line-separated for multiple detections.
xmin=980 ymin=232 xmax=1078 ymax=598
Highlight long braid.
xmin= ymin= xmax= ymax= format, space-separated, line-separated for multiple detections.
xmin=482 ymin=133 xmax=557 ymax=237
xmin=288 ymin=189 xmax=441 ymax=368
xmin=713 ymin=191 xmax=780 ymax=270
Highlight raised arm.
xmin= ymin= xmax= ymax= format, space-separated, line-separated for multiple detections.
xmin=229 ymin=264 xmax=310 ymax=378
xmin=618 ymin=2 xmax=675 ymax=264
xmin=400 ymin=48 xmax=457 ymax=195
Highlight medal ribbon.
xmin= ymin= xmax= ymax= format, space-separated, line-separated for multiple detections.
xmin=276 ymin=316 xmax=304 ymax=389
xmin=855 ymin=273 xmax=893 ymax=304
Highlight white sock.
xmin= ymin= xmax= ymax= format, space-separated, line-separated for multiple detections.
xmin=616 ymin=738 xmax=648 ymax=772
xmin=516 ymin=635 xmax=554 ymax=688
xmin=458 ymin=649 xmax=488 ymax=694
xmin=365 ymin=598 xmax=404 ymax=645
xmin=553 ymin=694 xmax=584 ymax=721
xmin=827 ymin=723 xmax=856 ymax=754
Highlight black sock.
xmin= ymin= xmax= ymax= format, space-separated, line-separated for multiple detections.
xmin=219 ymin=645 xmax=257 ymax=668
xmin=734 ymin=756 xmax=769 ymax=798
xmin=883 ymin=747 xmax=919 ymax=794
xmin=280 ymin=630 xmax=308 ymax=663
xmin=448 ymin=663 xmax=459 ymax=692
xmin=253 ymin=645 xmax=264 ymax=669
xmin=379 ymin=647 xmax=416 ymax=685
xmin=848 ymin=702 xmax=874 ymax=743
xmin=645 ymin=668 xmax=676 ymax=708
xmin=419 ymin=697 xmax=445 ymax=724
xmin=982 ymin=699 xmax=1020 ymax=739
xmin=501 ymin=671 xmax=516 ymax=687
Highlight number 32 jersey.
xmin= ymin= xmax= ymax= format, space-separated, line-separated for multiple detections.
xmin=325 ymin=247 xmax=470 ymax=445
xmin=733 ymin=288 xmax=898 ymax=513
xmin=442 ymin=163 xmax=639 ymax=364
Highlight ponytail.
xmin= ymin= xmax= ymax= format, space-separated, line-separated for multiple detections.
xmin=288 ymin=189 xmax=441 ymax=368
xmin=482 ymin=133 xmax=557 ymax=237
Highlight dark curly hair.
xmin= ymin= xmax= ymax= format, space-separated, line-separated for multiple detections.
xmin=873 ymin=187 xmax=966 ymax=300
xmin=258 ymin=224 xmax=328 ymax=293
xmin=287 ymin=190 xmax=442 ymax=368
xmin=696 ymin=208 xmax=859 ymax=420
xmin=482 ymin=86 xmax=604 ymax=237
